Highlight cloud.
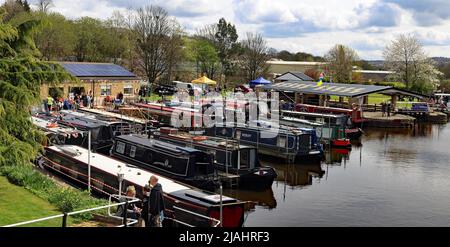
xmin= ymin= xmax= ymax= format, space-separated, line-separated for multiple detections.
xmin=22 ymin=0 xmax=450 ymax=59
xmin=384 ymin=0 xmax=450 ymax=26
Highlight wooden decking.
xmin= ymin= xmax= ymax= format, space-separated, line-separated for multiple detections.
xmin=362 ymin=112 xmax=416 ymax=128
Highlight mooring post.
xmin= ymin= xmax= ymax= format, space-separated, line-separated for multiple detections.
xmin=62 ymin=213 xmax=68 ymax=227
xmin=123 ymin=201 xmax=128 ymax=227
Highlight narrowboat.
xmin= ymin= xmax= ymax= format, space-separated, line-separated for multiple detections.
xmin=111 ymin=134 xmax=219 ymax=191
xmin=31 ymin=116 xmax=84 ymax=146
xmin=60 ymin=110 xmax=134 ymax=137
xmin=205 ymin=121 xmax=324 ymax=163
xmin=35 ymin=112 xmax=115 ymax=153
xmin=152 ymin=128 xmax=277 ymax=189
xmin=37 ymin=145 xmax=246 ymax=227
xmin=280 ymin=115 xmax=352 ymax=148
xmin=293 ymin=104 xmax=364 ymax=140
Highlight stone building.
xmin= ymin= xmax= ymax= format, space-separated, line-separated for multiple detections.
xmin=40 ymin=62 xmax=140 ymax=106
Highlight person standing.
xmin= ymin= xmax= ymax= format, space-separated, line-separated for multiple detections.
xmin=387 ymin=103 xmax=391 ymax=117
xmin=381 ymin=102 xmax=386 ymax=117
xmin=47 ymin=96 xmax=54 ymax=113
xmin=146 ymin=176 xmax=165 ymax=227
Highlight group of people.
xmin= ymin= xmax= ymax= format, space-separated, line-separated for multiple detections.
xmin=45 ymin=92 xmax=93 ymax=113
xmin=116 ymin=175 xmax=165 ymax=227
xmin=381 ymin=102 xmax=392 ymax=117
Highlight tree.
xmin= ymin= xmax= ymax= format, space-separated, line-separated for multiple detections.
xmin=384 ymin=34 xmax=441 ymax=93
xmin=104 ymin=11 xmax=132 ymax=64
xmin=186 ymin=38 xmax=220 ymax=79
xmin=33 ymin=12 xmax=76 ymax=61
xmin=325 ymin=44 xmax=359 ymax=83
xmin=214 ymin=18 xmax=239 ymax=80
xmin=134 ymin=5 xmax=183 ymax=88
xmin=1 ymin=0 xmax=26 ymax=22
xmin=0 ymin=11 xmax=72 ymax=168
xmin=73 ymin=17 xmax=109 ymax=62
xmin=239 ymin=32 xmax=269 ymax=83
xmin=37 ymin=0 xmax=53 ymax=13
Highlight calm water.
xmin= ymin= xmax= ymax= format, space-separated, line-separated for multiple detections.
xmin=225 ymin=123 xmax=450 ymax=227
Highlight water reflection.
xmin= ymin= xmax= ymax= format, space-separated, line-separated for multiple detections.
xmin=223 ymin=188 xmax=277 ymax=209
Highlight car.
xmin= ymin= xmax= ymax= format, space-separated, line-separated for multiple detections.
xmin=153 ymin=84 xmax=176 ymax=96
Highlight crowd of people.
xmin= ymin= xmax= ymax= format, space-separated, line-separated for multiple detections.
xmin=45 ymin=92 xmax=93 ymax=113
xmin=116 ymin=175 xmax=165 ymax=227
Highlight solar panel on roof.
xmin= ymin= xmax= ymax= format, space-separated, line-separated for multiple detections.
xmin=59 ymin=63 xmax=136 ymax=77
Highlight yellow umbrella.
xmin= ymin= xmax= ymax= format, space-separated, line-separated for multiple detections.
xmin=191 ymin=76 xmax=217 ymax=85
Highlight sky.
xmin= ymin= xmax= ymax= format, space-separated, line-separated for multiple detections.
xmin=23 ymin=0 xmax=450 ymax=60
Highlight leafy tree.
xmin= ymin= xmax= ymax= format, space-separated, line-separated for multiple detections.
xmin=325 ymin=44 xmax=359 ymax=83
xmin=186 ymin=38 xmax=220 ymax=79
xmin=214 ymin=18 xmax=239 ymax=80
xmin=73 ymin=17 xmax=108 ymax=62
xmin=33 ymin=12 xmax=76 ymax=61
xmin=0 ymin=10 xmax=72 ymax=168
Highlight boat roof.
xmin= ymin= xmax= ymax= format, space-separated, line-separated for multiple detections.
xmin=79 ymin=108 xmax=148 ymax=125
xmin=115 ymin=134 xmax=203 ymax=154
xmin=31 ymin=116 xmax=84 ymax=135
xmin=61 ymin=110 xmax=124 ymax=125
xmin=281 ymin=110 xmax=346 ymax=119
xmin=164 ymin=133 xmax=254 ymax=150
xmin=47 ymin=145 xmax=236 ymax=203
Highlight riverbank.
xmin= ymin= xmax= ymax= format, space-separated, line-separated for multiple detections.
xmin=0 ymin=176 xmax=67 ymax=227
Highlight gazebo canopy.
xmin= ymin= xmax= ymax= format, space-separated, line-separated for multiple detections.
xmin=250 ymin=76 xmax=271 ymax=85
xmin=191 ymin=76 xmax=217 ymax=85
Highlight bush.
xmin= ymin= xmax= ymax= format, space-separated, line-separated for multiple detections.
xmin=0 ymin=164 xmax=107 ymax=220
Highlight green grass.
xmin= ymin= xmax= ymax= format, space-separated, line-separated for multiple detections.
xmin=0 ymin=176 xmax=68 ymax=227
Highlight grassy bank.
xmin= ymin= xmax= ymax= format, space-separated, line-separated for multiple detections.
xmin=0 ymin=176 xmax=67 ymax=227
xmin=0 ymin=165 xmax=108 ymax=226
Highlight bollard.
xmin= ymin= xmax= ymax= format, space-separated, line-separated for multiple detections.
xmin=122 ymin=201 xmax=128 ymax=227
xmin=62 ymin=213 xmax=68 ymax=227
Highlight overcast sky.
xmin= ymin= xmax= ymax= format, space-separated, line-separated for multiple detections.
xmin=23 ymin=0 xmax=450 ymax=60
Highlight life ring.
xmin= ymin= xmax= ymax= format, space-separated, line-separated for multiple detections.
xmin=46 ymin=122 xmax=58 ymax=128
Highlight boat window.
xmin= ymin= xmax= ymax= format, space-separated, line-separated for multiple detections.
xmin=277 ymin=136 xmax=286 ymax=148
xmin=116 ymin=141 xmax=126 ymax=154
xmin=130 ymin=146 xmax=136 ymax=158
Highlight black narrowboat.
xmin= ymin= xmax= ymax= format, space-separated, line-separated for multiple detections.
xmin=37 ymin=145 xmax=246 ymax=227
xmin=205 ymin=121 xmax=324 ymax=163
xmin=111 ymin=134 xmax=219 ymax=191
xmin=35 ymin=112 xmax=115 ymax=153
xmin=153 ymin=128 xmax=277 ymax=189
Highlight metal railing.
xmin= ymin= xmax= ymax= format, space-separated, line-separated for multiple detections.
xmin=3 ymin=194 xmax=222 ymax=228
xmin=3 ymin=196 xmax=141 ymax=227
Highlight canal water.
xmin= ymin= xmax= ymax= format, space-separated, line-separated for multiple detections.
xmin=225 ymin=123 xmax=450 ymax=226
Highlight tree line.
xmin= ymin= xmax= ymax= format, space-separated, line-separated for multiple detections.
xmin=2 ymin=0 xmax=447 ymax=94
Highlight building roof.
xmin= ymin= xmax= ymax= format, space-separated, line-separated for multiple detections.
xmin=275 ymin=71 xmax=314 ymax=81
xmin=263 ymin=80 xmax=427 ymax=98
xmin=267 ymin=60 xmax=327 ymax=66
xmin=59 ymin=62 xmax=137 ymax=80
xmin=353 ymin=70 xmax=395 ymax=74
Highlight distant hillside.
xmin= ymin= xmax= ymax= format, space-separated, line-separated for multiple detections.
xmin=368 ymin=57 xmax=450 ymax=68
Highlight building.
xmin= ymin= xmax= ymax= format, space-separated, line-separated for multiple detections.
xmin=274 ymin=71 xmax=314 ymax=82
xmin=352 ymin=70 xmax=395 ymax=83
xmin=40 ymin=62 xmax=140 ymax=106
xmin=267 ymin=60 xmax=327 ymax=78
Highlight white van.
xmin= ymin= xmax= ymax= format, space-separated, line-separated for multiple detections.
xmin=173 ymin=81 xmax=203 ymax=94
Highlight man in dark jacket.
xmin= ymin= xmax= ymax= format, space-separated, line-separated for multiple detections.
xmin=146 ymin=175 xmax=165 ymax=227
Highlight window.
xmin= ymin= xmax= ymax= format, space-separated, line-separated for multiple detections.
xmin=130 ymin=146 xmax=136 ymax=158
xmin=100 ymin=85 xmax=112 ymax=96
xmin=116 ymin=141 xmax=125 ymax=154
xmin=123 ymin=85 xmax=133 ymax=95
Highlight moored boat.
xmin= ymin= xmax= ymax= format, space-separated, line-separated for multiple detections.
xmin=153 ymin=128 xmax=277 ymax=189
xmin=205 ymin=121 xmax=324 ymax=164
xmin=111 ymin=134 xmax=219 ymax=191
xmin=37 ymin=145 xmax=246 ymax=227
